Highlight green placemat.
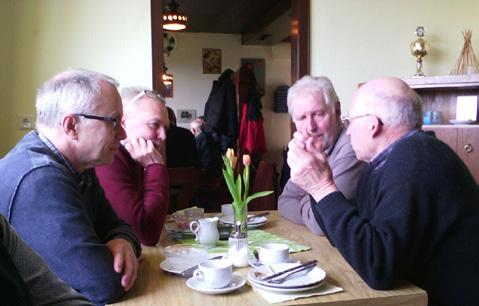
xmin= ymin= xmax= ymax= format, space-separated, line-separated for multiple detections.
xmin=178 ymin=229 xmax=311 ymax=254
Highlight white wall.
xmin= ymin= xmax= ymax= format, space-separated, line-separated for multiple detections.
xmin=0 ymin=0 xmax=152 ymax=155
xmin=166 ymin=32 xmax=291 ymax=166
xmin=311 ymin=0 xmax=479 ymax=114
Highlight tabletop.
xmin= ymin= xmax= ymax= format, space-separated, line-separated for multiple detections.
xmin=109 ymin=211 xmax=427 ymax=306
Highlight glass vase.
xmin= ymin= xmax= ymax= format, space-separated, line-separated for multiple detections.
xmin=227 ymin=203 xmax=249 ymax=267
xmin=233 ymin=202 xmax=248 ymax=237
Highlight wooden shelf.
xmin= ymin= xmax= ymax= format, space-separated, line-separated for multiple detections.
xmin=403 ymin=74 xmax=479 ymax=90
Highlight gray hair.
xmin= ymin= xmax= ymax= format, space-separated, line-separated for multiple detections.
xmin=120 ymin=86 xmax=166 ymax=112
xmin=36 ymin=69 xmax=119 ymax=129
xmin=287 ymin=76 xmax=339 ymax=116
xmin=361 ymin=87 xmax=423 ymax=130
xmin=190 ymin=118 xmax=204 ymax=131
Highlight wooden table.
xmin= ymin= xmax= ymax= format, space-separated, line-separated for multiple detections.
xmin=110 ymin=211 xmax=427 ymax=306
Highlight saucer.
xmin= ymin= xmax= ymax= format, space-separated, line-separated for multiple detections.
xmin=186 ymin=273 xmax=245 ymax=294
xmin=219 ymin=215 xmax=267 ymax=229
xmin=248 ymin=256 xmax=298 ymax=268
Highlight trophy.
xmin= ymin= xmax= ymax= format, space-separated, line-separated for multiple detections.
xmin=410 ymin=26 xmax=429 ymax=77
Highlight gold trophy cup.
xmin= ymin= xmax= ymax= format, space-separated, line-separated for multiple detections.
xmin=410 ymin=26 xmax=429 ymax=77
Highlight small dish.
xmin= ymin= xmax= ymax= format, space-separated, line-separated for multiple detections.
xmin=449 ymin=119 xmax=476 ymax=125
xmin=186 ymin=273 xmax=245 ymax=294
xmin=164 ymin=244 xmax=208 ymax=268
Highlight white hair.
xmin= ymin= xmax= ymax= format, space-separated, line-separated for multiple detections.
xmin=35 ymin=69 xmax=119 ymax=129
xmin=287 ymin=76 xmax=339 ymax=116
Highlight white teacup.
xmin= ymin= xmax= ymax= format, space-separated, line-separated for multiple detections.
xmin=221 ymin=204 xmax=234 ymax=217
xmin=258 ymin=243 xmax=290 ymax=264
xmin=193 ymin=259 xmax=232 ymax=288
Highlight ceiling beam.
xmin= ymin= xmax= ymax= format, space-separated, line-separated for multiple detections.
xmin=241 ymin=0 xmax=290 ymax=45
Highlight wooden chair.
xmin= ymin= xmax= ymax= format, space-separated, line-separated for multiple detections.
xmin=249 ymin=160 xmax=279 ymax=211
xmin=167 ymin=167 xmax=200 ymax=213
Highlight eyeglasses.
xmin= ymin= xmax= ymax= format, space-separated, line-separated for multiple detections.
xmin=73 ymin=113 xmax=121 ymax=129
xmin=342 ymin=114 xmax=384 ymax=129
xmin=126 ymin=90 xmax=165 ymax=107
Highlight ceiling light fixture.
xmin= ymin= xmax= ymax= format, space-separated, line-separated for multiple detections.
xmin=162 ymin=0 xmax=188 ymax=31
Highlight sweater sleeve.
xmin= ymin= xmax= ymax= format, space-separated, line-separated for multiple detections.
xmin=0 ymin=214 xmax=92 ymax=306
xmin=9 ymin=167 xmax=129 ymax=305
xmin=277 ymin=179 xmax=324 ymax=235
xmin=328 ymin=146 xmax=364 ymax=200
xmin=95 ymin=151 xmax=169 ymax=246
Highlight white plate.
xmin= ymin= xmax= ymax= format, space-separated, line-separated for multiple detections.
xmin=247 ymin=263 xmax=326 ymax=291
xmin=249 ymin=278 xmax=325 ymax=293
xmin=186 ymin=273 xmax=245 ymax=295
xmin=165 ymin=222 xmax=193 ymax=234
xmin=219 ymin=215 xmax=267 ymax=228
xmin=449 ymin=119 xmax=477 ymax=125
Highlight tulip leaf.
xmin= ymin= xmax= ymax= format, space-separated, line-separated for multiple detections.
xmin=245 ymin=190 xmax=274 ymax=206
xmin=222 ymin=169 xmax=240 ymax=204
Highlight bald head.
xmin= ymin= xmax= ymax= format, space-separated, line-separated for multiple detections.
xmin=352 ymin=77 xmax=423 ymax=130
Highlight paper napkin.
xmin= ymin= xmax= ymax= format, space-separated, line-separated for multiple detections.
xmin=252 ymin=282 xmax=344 ymax=304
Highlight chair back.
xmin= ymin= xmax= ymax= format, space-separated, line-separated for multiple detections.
xmin=168 ymin=167 xmax=200 ymax=213
xmin=249 ymin=160 xmax=278 ymax=211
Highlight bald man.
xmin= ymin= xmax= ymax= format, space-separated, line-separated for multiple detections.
xmin=96 ymin=88 xmax=170 ymax=246
xmin=287 ymin=77 xmax=479 ymax=306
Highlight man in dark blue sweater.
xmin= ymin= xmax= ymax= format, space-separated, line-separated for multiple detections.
xmin=0 ymin=70 xmax=141 ymax=305
xmin=287 ymin=77 xmax=479 ymax=306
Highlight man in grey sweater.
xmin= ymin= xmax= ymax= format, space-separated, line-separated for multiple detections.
xmin=278 ymin=76 xmax=364 ymax=235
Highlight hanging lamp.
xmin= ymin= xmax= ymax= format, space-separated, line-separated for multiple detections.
xmin=162 ymin=0 xmax=188 ymax=31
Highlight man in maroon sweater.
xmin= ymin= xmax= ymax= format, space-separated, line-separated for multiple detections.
xmin=96 ymin=88 xmax=170 ymax=246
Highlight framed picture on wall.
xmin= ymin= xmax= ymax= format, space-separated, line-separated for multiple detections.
xmin=202 ymin=48 xmax=222 ymax=74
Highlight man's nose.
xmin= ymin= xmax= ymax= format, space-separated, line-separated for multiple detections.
xmin=158 ymin=127 xmax=167 ymax=141
xmin=307 ymin=116 xmax=317 ymax=133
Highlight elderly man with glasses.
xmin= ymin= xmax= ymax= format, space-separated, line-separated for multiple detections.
xmin=278 ymin=76 xmax=365 ymax=235
xmin=0 ymin=69 xmax=141 ymax=305
xmin=288 ymin=77 xmax=479 ymax=306
xmin=96 ymin=87 xmax=170 ymax=246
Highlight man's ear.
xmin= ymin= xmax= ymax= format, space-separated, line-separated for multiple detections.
xmin=61 ymin=114 xmax=79 ymax=140
xmin=371 ymin=117 xmax=382 ymax=138
xmin=334 ymin=101 xmax=341 ymax=120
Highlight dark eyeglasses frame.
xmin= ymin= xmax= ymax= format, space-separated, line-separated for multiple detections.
xmin=342 ymin=114 xmax=384 ymax=129
xmin=73 ymin=113 xmax=121 ymax=129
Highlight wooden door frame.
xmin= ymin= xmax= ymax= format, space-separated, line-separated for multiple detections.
xmin=150 ymin=0 xmax=309 ymax=97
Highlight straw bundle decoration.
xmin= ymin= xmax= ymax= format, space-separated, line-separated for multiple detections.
xmin=450 ymin=30 xmax=479 ymax=75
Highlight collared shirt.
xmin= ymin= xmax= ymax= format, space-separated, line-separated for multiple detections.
xmin=37 ymin=131 xmax=91 ymax=191
xmin=370 ymin=129 xmax=419 ymax=171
